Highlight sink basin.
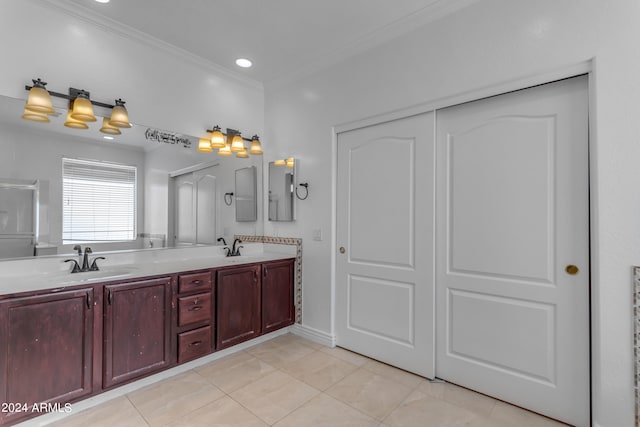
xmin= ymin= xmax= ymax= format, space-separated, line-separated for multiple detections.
xmin=43 ymin=267 xmax=138 ymax=284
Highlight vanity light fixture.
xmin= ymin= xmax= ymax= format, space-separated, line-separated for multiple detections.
xmin=198 ymin=131 xmax=213 ymax=152
xmin=24 ymin=78 xmax=55 ymax=115
xmin=286 ymin=157 xmax=295 ymax=168
xmin=70 ymin=90 xmax=96 ymax=122
xmin=249 ymin=135 xmax=263 ymax=155
xmin=230 ymin=132 xmax=245 ymax=152
xmin=274 ymin=159 xmax=286 ymax=166
xmin=21 ymin=78 xmax=131 ymax=135
xmin=200 ymin=126 xmax=264 ymax=158
xmin=218 ymin=142 xmax=233 ymax=156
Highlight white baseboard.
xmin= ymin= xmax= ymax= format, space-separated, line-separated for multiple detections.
xmin=291 ymin=323 xmax=336 ymax=347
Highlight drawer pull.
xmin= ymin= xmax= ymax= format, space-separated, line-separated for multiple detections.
xmin=189 ymin=340 xmax=203 ymax=347
xmin=188 ymin=305 xmax=203 ymax=312
xmin=191 ymin=279 xmax=203 ymax=285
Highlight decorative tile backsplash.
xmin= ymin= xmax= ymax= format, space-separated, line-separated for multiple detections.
xmin=634 ymin=267 xmax=640 ymax=426
xmin=236 ymin=235 xmax=303 ymax=323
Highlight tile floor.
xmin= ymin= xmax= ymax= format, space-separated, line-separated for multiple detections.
xmin=50 ymin=334 xmax=568 ymax=427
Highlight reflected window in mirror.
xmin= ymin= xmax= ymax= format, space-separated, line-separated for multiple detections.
xmin=62 ymin=158 xmax=137 ymax=243
xmin=269 ymin=158 xmax=295 ymax=222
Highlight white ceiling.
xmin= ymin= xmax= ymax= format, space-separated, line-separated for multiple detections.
xmin=59 ymin=0 xmax=475 ymax=84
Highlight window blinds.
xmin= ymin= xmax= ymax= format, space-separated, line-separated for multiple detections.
xmin=62 ymin=158 xmax=137 ymax=242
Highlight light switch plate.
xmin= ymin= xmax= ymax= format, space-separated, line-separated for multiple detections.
xmin=312 ymin=228 xmax=322 ymax=241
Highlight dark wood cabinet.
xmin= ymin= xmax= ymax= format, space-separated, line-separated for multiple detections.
xmin=262 ymin=259 xmax=295 ymax=334
xmin=0 ymin=288 xmax=94 ymax=426
xmin=216 ymin=265 xmax=261 ymax=350
xmin=0 ymin=258 xmax=295 ymax=425
xmin=175 ymin=271 xmax=215 ymax=364
xmin=103 ymin=277 xmax=172 ymax=388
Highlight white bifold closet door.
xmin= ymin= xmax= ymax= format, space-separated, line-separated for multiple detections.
xmin=435 ymin=76 xmax=590 ymax=426
xmin=336 ymin=112 xmax=435 ymax=379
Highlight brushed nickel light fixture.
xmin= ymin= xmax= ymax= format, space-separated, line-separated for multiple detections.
xmin=22 ymin=78 xmax=131 ymax=135
xmin=198 ymin=126 xmax=263 ymax=158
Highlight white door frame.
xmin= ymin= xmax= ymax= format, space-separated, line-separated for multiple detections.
xmin=331 ymin=60 xmax=595 ymax=420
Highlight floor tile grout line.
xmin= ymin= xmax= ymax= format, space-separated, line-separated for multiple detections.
xmin=124 ymin=394 xmax=152 ymax=427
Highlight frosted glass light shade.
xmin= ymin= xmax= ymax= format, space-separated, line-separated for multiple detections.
xmin=286 ymin=157 xmax=295 ymax=168
xmin=25 ymin=85 xmax=55 ymax=114
xmin=230 ymin=134 xmax=245 ymax=152
xmin=64 ymin=110 xmax=89 ymax=129
xmin=249 ymin=136 xmax=263 ymax=155
xmin=211 ymin=128 xmax=225 ymax=148
xmin=218 ymin=143 xmax=232 ymax=156
xmin=274 ymin=159 xmax=286 ymax=166
xmin=70 ymin=94 xmax=96 ymax=122
xmin=198 ymin=132 xmax=213 ymax=152
xmin=109 ymin=100 xmax=132 ymax=128
xmin=22 ymin=109 xmax=50 ymax=123
xmin=99 ymin=117 xmax=121 ymax=135
xmin=236 ymin=148 xmax=249 ymax=158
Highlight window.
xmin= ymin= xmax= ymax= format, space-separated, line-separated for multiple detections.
xmin=62 ymin=158 xmax=137 ymax=243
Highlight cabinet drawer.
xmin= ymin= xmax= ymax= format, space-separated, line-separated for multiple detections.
xmin=179 ymin=271 xmax=212 ymax=294
xmin=178 ymin=326 xmax=212 ymax=364
xmin=178 ymin=292 xmax=212 ymax=326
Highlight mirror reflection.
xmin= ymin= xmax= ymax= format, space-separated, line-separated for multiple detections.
xmin=268 ymin=158 xmax=295 ymax=222
xmin=235 ymin=166 xmax=257 ymax=222
xmin=0 ymin=95 xmax=263 ymax=260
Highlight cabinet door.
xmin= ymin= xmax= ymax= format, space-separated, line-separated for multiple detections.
xmin=216 ymin=265 xmax=261 ymax=350
xmin=262 ymin=259 xmax=295 ymax=334
xmin=0 ymin=288 xmax=94 ymax=425
xmin=103 ymin=278 xmax=172 ymax=388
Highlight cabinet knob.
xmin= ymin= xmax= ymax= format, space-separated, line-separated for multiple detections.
xmin=339 ymin=246 xmax=345 ymax=254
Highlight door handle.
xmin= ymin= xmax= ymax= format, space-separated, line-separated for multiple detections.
xmin=565 ymin=265 xmax=579 ymax=275
xmin=339 ymin=246 xmax=345 ymax=254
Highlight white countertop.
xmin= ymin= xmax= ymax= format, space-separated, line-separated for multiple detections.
xmin=0 ymin=243 xmax=296 ymax=296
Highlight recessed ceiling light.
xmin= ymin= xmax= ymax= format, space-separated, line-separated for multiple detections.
xmin=235 ymin=58 xmax=253 ymax=68
xmin=103 ymin=136 xmax=114 ymax=140
xmin=95 ymin=0 xmax=110 ymax=3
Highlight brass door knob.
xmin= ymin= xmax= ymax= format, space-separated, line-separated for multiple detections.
xmin=565 ymin=265 xmax=579 ymax=275
xmin=339 ymin=247 xmax=345 ymax=254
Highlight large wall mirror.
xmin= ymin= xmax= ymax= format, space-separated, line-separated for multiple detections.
xmin=268 ymin=159 xmax=295 ymax=222
xmin=0 ymin=94 xmax=264 ymax=259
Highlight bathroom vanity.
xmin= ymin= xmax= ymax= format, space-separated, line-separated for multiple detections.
xmin=0 ymin=247 xmax=295 ymax=426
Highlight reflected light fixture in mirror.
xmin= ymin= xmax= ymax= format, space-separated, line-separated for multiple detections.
xmin=274 ymin=159 xmax=286 ymax=166
xmin=22 ymin=110 xmax=50 ymax=123
xmin=64 ymin=110 xmax=89 ymax=129
xmin=99 ymin=117 xmax=121 ymax=135
xmin=286 ymin=157 xmax=295 ymax=168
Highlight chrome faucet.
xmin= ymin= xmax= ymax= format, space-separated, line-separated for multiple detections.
xmin=64 ymin=246 xmax=105 ymax=273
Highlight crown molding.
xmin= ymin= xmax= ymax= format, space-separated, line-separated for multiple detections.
xmin=38 ymin=0 xmax=264 ymax=91
xmin=265 ymin=0 xmax=480 ymax=90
